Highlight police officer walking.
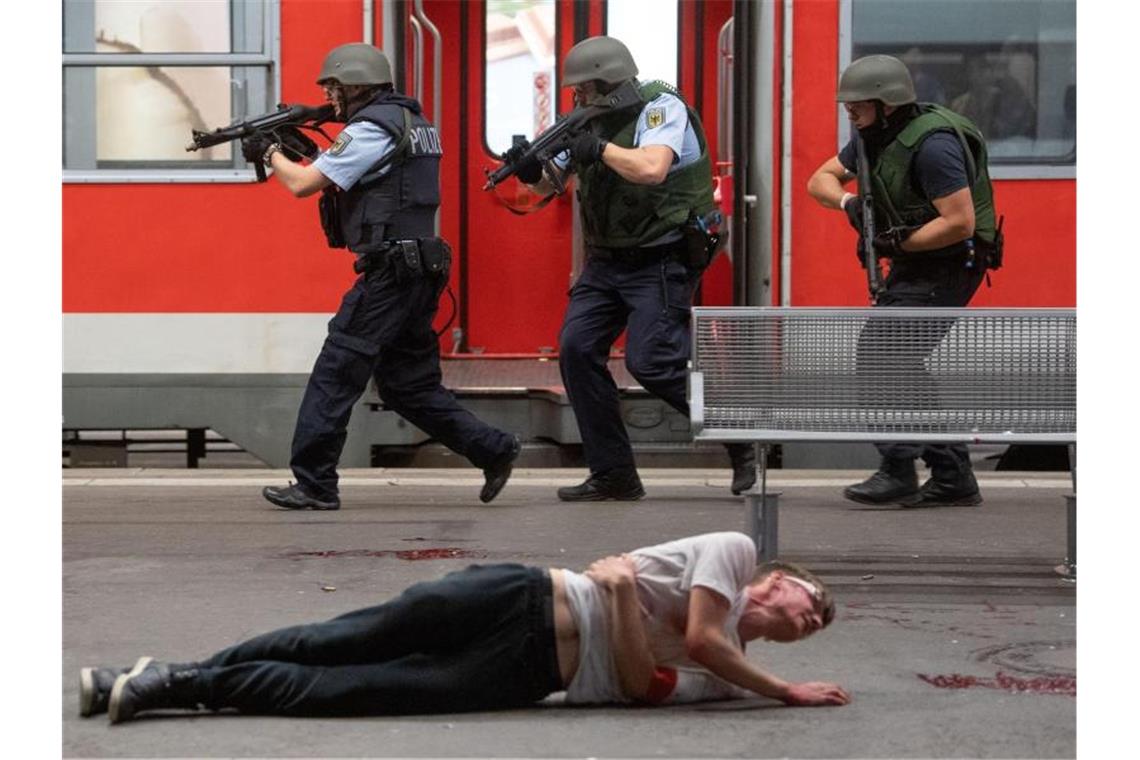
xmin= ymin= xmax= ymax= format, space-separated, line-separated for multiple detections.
xmin=241 ymin=43 xmax=519 ymax=510
xmin=807 ymin=55 xmax=1002 ymax=508
xmin=518 ymin=36 xmax=756 ymax=501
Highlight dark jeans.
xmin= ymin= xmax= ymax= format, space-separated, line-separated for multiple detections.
xmin=194 ymin=565 xmax=561 ymax=716
xmin=291 ymin=259 xmax=514 ymax=499
xmin=859 ymin=259 xmax=986 ymax=477
xmin=559 ymin=249 xmax=695 ymax=475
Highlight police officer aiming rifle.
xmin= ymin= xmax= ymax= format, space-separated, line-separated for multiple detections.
xmin=510 ymin=36 xmax=757 ymax=502
xmin=236 ymin=42 xmax=520 ymax=511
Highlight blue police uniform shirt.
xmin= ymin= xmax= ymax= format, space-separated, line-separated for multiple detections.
xmin=838 ymin=130 xmax=969 ymax=202
xmin=556 ymin=88 xmax=699 ymax=245
xmin=313 ymin=121 xmax=396 ymax=191
xmin=554 ymin=89 xmax=699 ymax=171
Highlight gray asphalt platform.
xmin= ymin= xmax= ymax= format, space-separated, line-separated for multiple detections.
xmin=63 ymin=467 xmax=1076 ymax=758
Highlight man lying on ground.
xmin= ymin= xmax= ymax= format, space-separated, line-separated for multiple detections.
xmin=79 ymin=531 xmax=850 ymax=723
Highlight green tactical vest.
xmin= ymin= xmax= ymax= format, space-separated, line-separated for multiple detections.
xmin=871 ymin=103 xmax=996 ymax=243
xmin=575 ymin=80 xmax=715 ymax=248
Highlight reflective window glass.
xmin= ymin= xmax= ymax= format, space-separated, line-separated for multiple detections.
xmin=63 ymin=0 xmax=274 ymax=178
xmin=606 ymin=0 xmax=679 ymax=87
xmin=64 ymin=0 xmax=241 ymax=54
xmin=851 ymin=0 xmax=1075 ymax=165
xmin=485 ymin=0 xmax=557 ymax=157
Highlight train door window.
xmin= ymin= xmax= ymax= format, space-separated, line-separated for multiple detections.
xmin=606 ymin=0 xmax=680 ymax=87
xmin=484 ymin=0 xmax=557 ymax=157
xmin=843 ymin=0 xmax=1075 ymax=178
xmin=62 ymin=0 xmax=277 ymax=182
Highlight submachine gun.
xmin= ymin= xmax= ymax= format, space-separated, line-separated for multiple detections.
xmin=853 ymin=130 xmax=885 ymax=303
xmin=186 ymin=103 xmax=336 ymax=182
xmin=483 ymin=79 xmax=644 ymax=190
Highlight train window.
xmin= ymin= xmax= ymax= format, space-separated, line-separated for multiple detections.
xmin=846 ymin=0 xmax=1075 ymax=178
xmin=62 ymin=0 xmax=276 ymax=182
xmin=484 ymin=0 xmax=557 ymax=157
xmin=606 ymin=0 xmax=680 ymax=87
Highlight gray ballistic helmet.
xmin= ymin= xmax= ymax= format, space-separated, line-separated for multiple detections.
xmin=562 ymin=36 xmax=638 ymax=87
xmin=836 ymin=55 xmax=916 ymax=106
xmin=316 ymin=43 xmax=393 ymax=86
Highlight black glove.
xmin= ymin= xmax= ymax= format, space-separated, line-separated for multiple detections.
xmin=569 ymin=132 xmax=607 ymax=166
xmin=842 ymin=195 xmax=864 ymax=232
xmin=871 ymin=226 xmax=918 ymax=258
xmin=503 ymin=140 xmax=543 ymax=184
xmin=274 ymin=125 xmax=319 ymax=161
xmin=241 ymin=131 xmax=275 ymax=164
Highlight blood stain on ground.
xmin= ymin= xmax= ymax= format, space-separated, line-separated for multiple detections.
xmin=284 ymin=548 xmax=485 ymax=561
xmin=917 ymin=671 xmax=1075 ymax=696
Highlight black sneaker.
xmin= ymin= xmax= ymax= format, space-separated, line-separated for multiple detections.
xmin=262 ymin=482 xmax=340 ymax=510
xmin=726 ymin=443 xmax=757 ymax=495
xmin=80 ymin=658 xmax=149 ymax=717
xmin=108 ymin=660 xmax=204 ymax=724
xmin=481 ymin=436 xmax=521 ymax=504
xmin=843 ymin=470 xmax=919 ymax=504
xmin=898 ymin=477 xmax=983 ymax=508
xmin=557 ymin=469 xmax=645 ymax=502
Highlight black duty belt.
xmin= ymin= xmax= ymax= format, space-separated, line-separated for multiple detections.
xmin=586 ymin=239 xmax=685 ymax=267
xmin=353 ymin=238 xmax=450 ymax=276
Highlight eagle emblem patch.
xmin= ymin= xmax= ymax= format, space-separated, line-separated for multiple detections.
xmin=646 ymin=107 xmax=666 ymax=129
xmin=328 ymin=132 xmax=353 ymax=156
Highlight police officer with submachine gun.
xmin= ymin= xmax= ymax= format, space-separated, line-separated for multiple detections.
xmin=192 ymin=43 xmax=519 ymax=510
xmin=808 ymin=54 xmax=1004 ymax=508
xmin=492 ymin=36 xmax=758 ymax=502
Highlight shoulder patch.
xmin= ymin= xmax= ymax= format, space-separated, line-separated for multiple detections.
xmin=328 ymin=132 xmax=353 ymax=156
xmin=646 ymin=107 xmax=666 ymax=129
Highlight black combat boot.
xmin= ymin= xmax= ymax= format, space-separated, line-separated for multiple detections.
xmin=557 ymin=468 xmax=646 ymax=502
xmin=843 ymin=458 xmax=919 ymax=504
xmin=262 ymin=482 xmax=340 ymax=510
xmin=108 ymin=660 xmax=208 ymax=724
xmin=899 ymin=468 xmax=983 ymax=507
xmin=79 ymin=658 xmax=149 ymax=717
xmin=726 ymin=443 xmax=758 ymax=495
xmin=480 ymin=435 xmax=521 ymax=503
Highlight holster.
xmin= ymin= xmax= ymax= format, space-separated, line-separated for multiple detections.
xmin=681 ymin=210 xmax=724 ymax=270
xmin=318 ymin=188 xmax=346 ymax=249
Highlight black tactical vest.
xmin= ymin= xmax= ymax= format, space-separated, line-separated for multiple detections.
xmin=323 ymin=92 xmax=442 ymax=253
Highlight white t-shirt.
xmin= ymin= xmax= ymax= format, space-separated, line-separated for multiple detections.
xmin=631 ymin=531 xmax=757 ymax=666
xmin=559 ymin=532 xmax=757 ymax=705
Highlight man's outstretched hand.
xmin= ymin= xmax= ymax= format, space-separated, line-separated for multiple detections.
xmin=782 ymin=681 xmax=851 ymax=706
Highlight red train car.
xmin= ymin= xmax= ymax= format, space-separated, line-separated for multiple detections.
xmin=62 ymin=0 xmax=1075 ymax=467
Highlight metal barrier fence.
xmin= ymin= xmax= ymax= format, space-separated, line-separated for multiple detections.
xmin=691 ymin=307 xmax=1076 ymax=443
xmin=688 ymin=307 xmax=1077 ymax=572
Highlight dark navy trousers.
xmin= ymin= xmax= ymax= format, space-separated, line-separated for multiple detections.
xmin=291 ymin=260 xmax=513 ymax=500
xmin=559 ymin=250 xmax=695 ymax=476
xmin=859 ymin=258 xmax=986 ymax=477
xmin=194 ymin=565 xmax=562 ymax=716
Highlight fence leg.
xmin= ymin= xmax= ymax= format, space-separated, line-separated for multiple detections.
xmin=746 ymin=444 xmax=781 ymax=561
xmin=1061 ymin=493 xmax=1076 ymax=579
